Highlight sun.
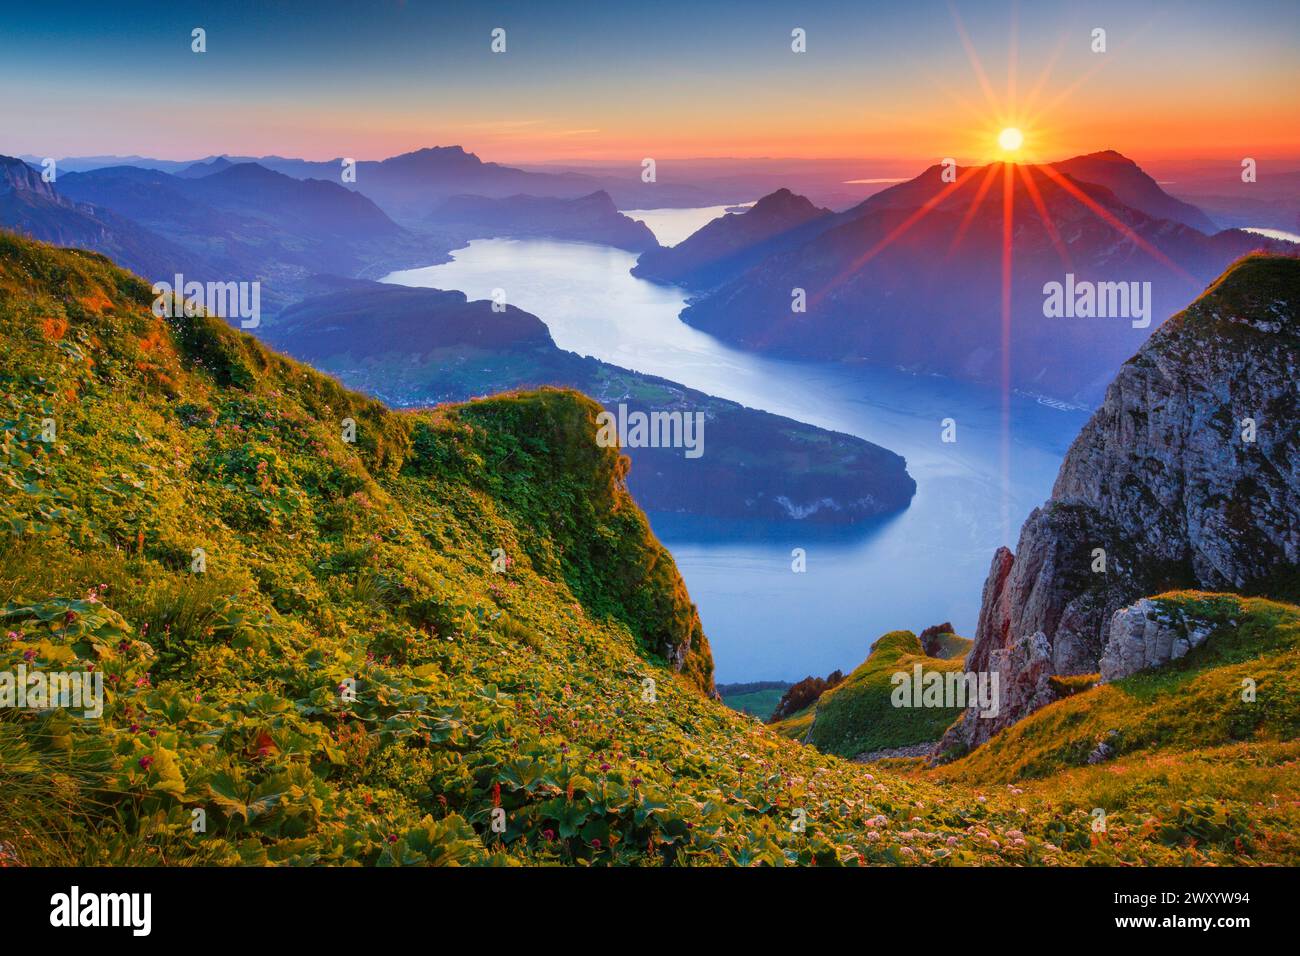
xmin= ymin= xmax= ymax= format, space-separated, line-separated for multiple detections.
xmin=998 ymin=127 xmax=1024 ymax=152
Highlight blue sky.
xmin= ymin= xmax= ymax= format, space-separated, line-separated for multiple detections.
xmin=2 ymin=0 xmax=1297 ymax=162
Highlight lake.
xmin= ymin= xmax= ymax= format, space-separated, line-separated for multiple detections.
xmin=382 ymin=225 xmax=1090 ymax=682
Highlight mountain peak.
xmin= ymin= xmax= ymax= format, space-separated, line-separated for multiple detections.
xmin=1073 ymin=148 xmax=1137 ymax=164
xmin=1165 ymin=251 xmax=1300 ymax=340
xmin=385 ymin=145 xmax=485 ymax=168
xmin=1054 ymin=150 xmax=1217 ymax=232
xmin=632 ymin=186 xmax=832 ymax=289
xmin=177 ymin=155 xmax=234 ymax=178
xmin=0 ymin=155 xmax=57 ymax=200
xmin=749 ymin=186 xmax=821 ymax=217
xmin=207 ymin=161 xmax=289 ymax=184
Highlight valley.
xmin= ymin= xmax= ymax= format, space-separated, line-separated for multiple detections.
xmin=381 ymin=233 xmax=1087 ymax=681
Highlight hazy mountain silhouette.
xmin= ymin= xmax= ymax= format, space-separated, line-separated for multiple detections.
xmin=633 ymin=188 xmax=833 ymax=289
xmin=430 ymin=190 xmax=658 ymax=252
xmin=46 ymin=161 xmax=417 ymax=311
xmin=679 ymin=154 xmax=1291 ymax=402
xmin=174 ymin=155 xmax=235 ymax=178
xmin=0 ymin=156 xmax=197 ymax=279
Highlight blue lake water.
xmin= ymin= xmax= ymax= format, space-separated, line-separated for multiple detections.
xmin=383 ymin=229 xmax=1090 ymax=682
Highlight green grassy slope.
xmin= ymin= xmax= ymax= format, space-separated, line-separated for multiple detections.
xmin=935 ymin=591 xmax=1300 ymax=785
xmin=1 ymin=232 xmax=1295 ymax=867
xmin=796 ymin=631 xmax=973 ymax=758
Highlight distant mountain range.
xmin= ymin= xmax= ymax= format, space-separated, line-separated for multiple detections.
xmin=0 ymin=155 xmax=202 ymax=280
xmin=264 ymin=282 xmax=916 ymax=525
xmin=0 ymin=153 xmax=665 ymax=315
xmin=1 ymin=155 xmax=429 ymax=313
xmin=22 ymin=146 xmax=723 ymax=216
xmin=668 ymin=151 xmax=1294 ymax=402
xmin=8 ymin=144 xmax=1294 ymax=406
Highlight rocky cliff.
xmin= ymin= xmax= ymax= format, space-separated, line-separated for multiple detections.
xmin=941 ymin=253 xmax=1300 ymax=755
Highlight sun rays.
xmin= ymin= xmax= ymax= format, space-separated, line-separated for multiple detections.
xmin=813 ymin=2 xmax=1207 ymax=539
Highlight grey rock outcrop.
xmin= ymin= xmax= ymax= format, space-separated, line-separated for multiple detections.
xmin=1098 ymin=598 xmax=1215 ymax=680
xmin=1087 ymin=730 xmax=1121 ymax=764
xmin=940 ymin=253 xmax=1300 ymax=756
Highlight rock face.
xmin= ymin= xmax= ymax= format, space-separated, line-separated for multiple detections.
xmin=941 ymin=254 xmax=1300 ymax=755
xmin=1098 ymin=598 xmax=1215 ymax=680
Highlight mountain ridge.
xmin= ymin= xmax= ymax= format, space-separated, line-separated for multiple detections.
xmin=2 ymin=230 xmax=1296 ymax=866
xmin=940 ymin=252 xmax=1300 ymax=755
xmin=677 ymin=154 xmax=1290 ymax=402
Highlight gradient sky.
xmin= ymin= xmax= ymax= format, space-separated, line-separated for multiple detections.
xmin=2 ymin=0 xmax=1297 ymax=164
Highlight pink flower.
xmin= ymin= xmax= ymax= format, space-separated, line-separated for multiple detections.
xmin=138 ymin=756 xmax=154 ymax=771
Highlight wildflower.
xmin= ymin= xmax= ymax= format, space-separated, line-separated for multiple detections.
xmin=541 ymin=829 xmax=555 ymax=842
xmin=138 ymin=756 xmax=154 ymax=771
xmin=590 ymin=838 xmax=602 ymax=850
